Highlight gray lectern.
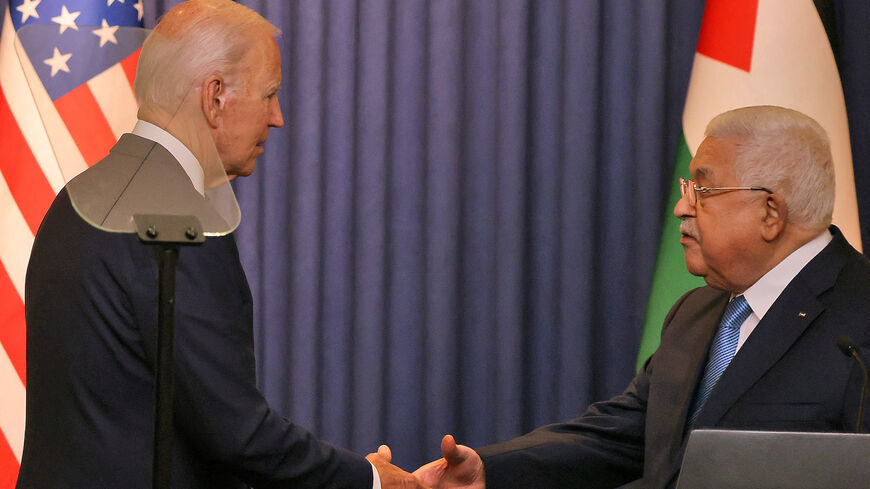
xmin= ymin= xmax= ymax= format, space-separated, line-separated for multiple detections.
xmin=676 ymin=429 xmax=870 ymax=489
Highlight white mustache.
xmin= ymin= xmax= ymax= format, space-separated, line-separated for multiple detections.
xmin=680 ymin=220 xmax=698 ymax=240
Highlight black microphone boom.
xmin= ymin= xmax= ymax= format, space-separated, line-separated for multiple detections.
xmin=836 ymin=335 xmax=868 ymax=433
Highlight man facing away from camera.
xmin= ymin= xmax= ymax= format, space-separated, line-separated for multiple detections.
xmin=18 ymin=1 xmax=426 ymax=488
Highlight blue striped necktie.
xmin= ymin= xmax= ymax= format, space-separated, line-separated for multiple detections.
xmin=688 ymin=295 xmax=752 ymax=425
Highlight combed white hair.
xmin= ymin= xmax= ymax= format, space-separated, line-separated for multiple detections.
xmin=134 ymin=0 xmax=279 ymax=115
xmin=705 ymin=105 xmax=835 ymax=232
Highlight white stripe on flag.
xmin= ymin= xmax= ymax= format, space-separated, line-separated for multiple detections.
xmin=0 ymin=341 xmax=25 ymax=462
xmin=0 ymin=170 xmax=33 ymax=302
xmin=0 ymin=9 xmax=64 ymax=193
xmin=1 ymin=8 xmax=88 ymax=187
xmin=88 ymin=63 xmax=138 ymax=140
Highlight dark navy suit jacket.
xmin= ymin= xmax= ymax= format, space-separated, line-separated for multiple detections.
xmin=17 ymin=135 xmax=372 ymax=488
xmin=478 ymin=228 xmax=870 ymax=489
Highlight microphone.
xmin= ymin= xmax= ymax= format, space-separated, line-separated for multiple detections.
xmin=836 ymin=335 xmax=868 ymax=433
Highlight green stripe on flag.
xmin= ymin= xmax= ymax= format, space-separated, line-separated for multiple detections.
xmin=637 ymin=134 xmax=705 ymax=370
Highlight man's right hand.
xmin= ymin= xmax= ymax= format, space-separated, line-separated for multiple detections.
xmin=367 ymin=445 xmax=430 ymax=489
xmin=413 ymin=435 xmax=485 ymax=489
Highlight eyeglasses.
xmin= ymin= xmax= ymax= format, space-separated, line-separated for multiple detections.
xmin=679 ymin=178 xmax=773 ymax=207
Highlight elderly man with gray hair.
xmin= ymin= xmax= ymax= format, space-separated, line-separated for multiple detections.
xmin=17 ymin=1 xmax=425 ymax=488
xmin=415 ymin=105 xmax=870 ymax=489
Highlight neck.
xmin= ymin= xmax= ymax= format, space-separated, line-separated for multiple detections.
xmin=138 ymin=106 xmax=225 ymax=189
xmin=730 ymin=224 xmax=823 ymax=294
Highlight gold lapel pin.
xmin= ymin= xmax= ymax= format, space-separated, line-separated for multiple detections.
xmin=798 ymin=312 xmax=807 ymax=318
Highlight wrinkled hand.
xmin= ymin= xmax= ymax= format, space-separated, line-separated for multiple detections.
xmin=413 ymin=435 xmax=485 ymax=489
xmin=367 ymin=445 xmax=431 ymax=489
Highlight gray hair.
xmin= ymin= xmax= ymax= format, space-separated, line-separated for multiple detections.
xmin=134 ymin=0 xmax=279 ymax=115
xmin=705 ymin=105 xmax=835 ymax=232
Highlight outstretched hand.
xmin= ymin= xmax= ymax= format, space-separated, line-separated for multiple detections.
xmin=367 ymin=445 xmax=431 ymax=489
xmin=413 ymin=435 xmax=485 ymax=489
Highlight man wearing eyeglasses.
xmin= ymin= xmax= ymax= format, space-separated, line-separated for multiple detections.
xmin=415 ymin=105 xmax=870 ymax=489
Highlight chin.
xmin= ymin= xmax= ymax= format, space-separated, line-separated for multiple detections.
xmin=683 ymin=254 xmax=708 ymax=278
xmin=701 ymin=276 xmax=731 ymax=292
xmin=228 ymin=162 xmax=256 ymax=179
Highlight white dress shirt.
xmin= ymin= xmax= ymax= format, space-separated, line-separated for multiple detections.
xmin=737 ymin=229 xmax=833 ymax=351
xmin=129 ymin=121 xmax=383 ymax=489
xmin=132 ymin=120 xmax=205 ymax=195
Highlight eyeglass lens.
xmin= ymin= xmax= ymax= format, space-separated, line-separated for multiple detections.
xmin=680 ymin=178 xmax=696 ymax=206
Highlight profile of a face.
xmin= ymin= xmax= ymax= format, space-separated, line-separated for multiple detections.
xmin=674 ymin=136 xmax=768 ymax=292
xmin=213 ymin=34 xmax=284 ymax=179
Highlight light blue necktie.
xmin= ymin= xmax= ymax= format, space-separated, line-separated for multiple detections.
xmin=688 ymin=295 xmax=752 ymax=425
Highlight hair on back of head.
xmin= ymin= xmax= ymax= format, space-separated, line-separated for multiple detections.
xmin=134 ymin=0 xmax=280 ymax=115
xmin=704 ymin=105 xmax=835 ymax=232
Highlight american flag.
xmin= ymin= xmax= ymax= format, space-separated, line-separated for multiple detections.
xmin=0 ymin=0 xmax=145 ymax=485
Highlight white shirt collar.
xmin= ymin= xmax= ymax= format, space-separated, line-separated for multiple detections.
xmin=741 ymin=229 xmax=833 ymax=321
xmin=131 ymin=120 xmax=205 ymax=195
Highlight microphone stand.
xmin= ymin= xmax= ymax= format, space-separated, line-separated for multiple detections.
xmin=852 ymin=351 xmax=868 ymax=433
xmin=837 ymin=335 xmax=868 ymax=433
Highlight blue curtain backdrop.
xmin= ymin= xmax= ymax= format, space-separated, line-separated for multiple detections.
xmin=144 ymin=0 xmax=870 ymax=470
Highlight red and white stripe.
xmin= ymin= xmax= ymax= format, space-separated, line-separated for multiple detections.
xmin=0 ymin=6 xmax=140 ymax=485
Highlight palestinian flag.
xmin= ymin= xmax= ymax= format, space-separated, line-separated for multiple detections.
xmin=637 ymin=0 xmax=861 ymax=368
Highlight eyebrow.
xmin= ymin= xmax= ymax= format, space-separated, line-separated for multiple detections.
xmin=264 ymin=84 xmax=280 ymax=96
xmin=692 ymin=167 xmax=711 ymax=179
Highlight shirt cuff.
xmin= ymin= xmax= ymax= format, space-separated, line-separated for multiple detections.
xmin=371 ymin=461 xmax=381 ymax=489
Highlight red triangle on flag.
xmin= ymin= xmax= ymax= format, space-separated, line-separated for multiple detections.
xmin=696 ymin=0 xmax=759 ymax=73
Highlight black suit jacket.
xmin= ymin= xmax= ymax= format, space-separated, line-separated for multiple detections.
xmin=17 ymin=135 xmax=372 ymax=489
xmin=478 ymin=228 xmax=870 ymax=489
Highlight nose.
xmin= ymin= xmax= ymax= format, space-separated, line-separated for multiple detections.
xmin=674 ymin=191 xmax=696 ymax=220
xmin=269 ymin=97 xmax=284 ymax=128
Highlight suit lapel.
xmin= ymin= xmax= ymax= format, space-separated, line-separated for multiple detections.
xmin=693 ymin=231 xmax=848 ymax=427
xmin=647 ymin=288 xmax=729 ymax=482
xmin=694 ymin=282 xmax=823 ymax=426
xmin=669 ymin=293 xmax=729 ymax=429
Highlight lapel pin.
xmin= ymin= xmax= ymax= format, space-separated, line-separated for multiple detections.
xmin=798 ymin=312 xmax=807 ymax=318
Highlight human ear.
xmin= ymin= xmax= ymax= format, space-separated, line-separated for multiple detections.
xmin=760 ymin=193 xmax=788 ymax=241
xmin=201 ymin=75 xmax=225 ymax=129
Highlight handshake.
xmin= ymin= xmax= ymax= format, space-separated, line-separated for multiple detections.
xmin=367 ymin=435 xmax=485 ymax=489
